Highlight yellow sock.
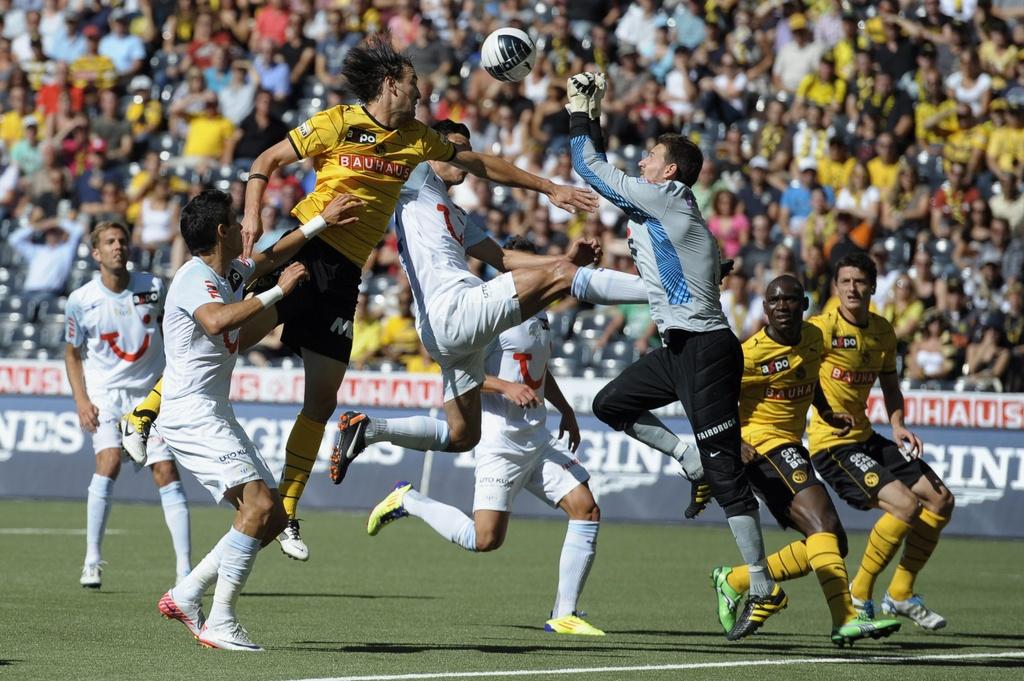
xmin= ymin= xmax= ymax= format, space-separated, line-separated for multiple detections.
xmin=887 ymin=508 xmax=950 ymax=601
xmin=726 ymin=540 xmax=811 ymax=592
xmin=850 ymin=513 xmax=912 ymax=602
xmin=279 ymin=414 xmax=326 ymax=519
xmin=130 ymin=377 xmax=163 ymax=426
xmin=806 ymin=532 xmax=858 ymax=627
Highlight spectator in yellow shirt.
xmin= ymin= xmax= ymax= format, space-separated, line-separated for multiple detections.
xmin=945 ymin=106 xmax=989 ymax=180
xmin=180 ymin=98 xmax=235 ymax=167
xmin=380 ymin=287 xmax=421 ymax=363
xmin=866 ymin=133 xmax=900 ymax=192
xmin=70 ymin=26 xmax=117 ymax=90
xmin=986 ymin=105 xmax=1024 ymax=177
xmin=0 ymin=85 xmax=34 ymax=149
xmin=795 ymin=53 xmax=847 ymax=118
xmin=915 ymin=69 xmax=957 ymax=148
xmin=350 ymin=293 xmax=383 ymax=370
xmin=125 ymin=75 xmax=163 ymax=149
xmin=818 ymin=136 xmax=855 ymax=192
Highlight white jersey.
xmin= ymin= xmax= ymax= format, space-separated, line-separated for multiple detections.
xmin=162 ymin=256 xmax=256 ymax=402
xmin=64 ymin=272 xmax=165 ymax=393
xmin=394 ymin=164 xmax=490 ymax=332
xmin=480 ymin=312 xmax=552 ymax=449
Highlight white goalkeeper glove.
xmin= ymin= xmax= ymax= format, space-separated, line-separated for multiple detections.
xmin=590 ymin=72 xmax=606 ymax=120
xmin=566 ymin=72 xmax=596 ymax=116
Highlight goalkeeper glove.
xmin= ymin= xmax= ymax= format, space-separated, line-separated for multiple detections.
xmin=566 ymin=72 xmax=596 ymax=116
xmin=590 ymin=72 xmax=606 ymax=120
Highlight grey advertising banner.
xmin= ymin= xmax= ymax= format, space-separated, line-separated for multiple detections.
xmin=1 ymin=396 xmax=1022 ymax=538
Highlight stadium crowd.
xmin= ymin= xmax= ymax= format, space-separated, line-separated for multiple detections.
xmin=0 ymin=0 xmax=1022 ymax=392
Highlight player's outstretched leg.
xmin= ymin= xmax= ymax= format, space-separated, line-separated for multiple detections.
xmin=332 ymin=411 xmax=452 ymax=484
xmin=121 ymin=378 xmax=163 ymax=464
xmin=367 ymin=481 xmax=413 ymax=536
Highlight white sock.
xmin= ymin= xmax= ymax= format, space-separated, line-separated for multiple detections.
xmin=158 ymin=481 xmax=192 ymax=579
xmin=552 ymin=520 xmax=599 ymax=618
xmin=571 ymin=267 xmax=648 ymax=304
xmin=85 ymin=474 xmax=114 ymax=566
xmin=364 ymin=416 xmax=451 ymax=451
xmin=403 ymin=489 xmax=477 ymax=551
xmin=171 ymin=534 xmax=228 ymax=604
xmin=727 ymin=512 xmax=773 ymax=597
xmin=206 ymin=528 xmax=262 ymax=628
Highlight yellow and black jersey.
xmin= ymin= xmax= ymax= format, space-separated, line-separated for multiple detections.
xmin=808 ymin=309 xmax=897 ymax=452
xmin=740 ymin=322 xmax=825 ymax=455
xmin=287 ymin=105 xmax=456 ymax=267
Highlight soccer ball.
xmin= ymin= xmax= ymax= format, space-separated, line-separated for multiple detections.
xmin=480 ymin=27 xmax=537 ymax=82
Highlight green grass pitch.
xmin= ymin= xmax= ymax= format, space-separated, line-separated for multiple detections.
xmin=2 ymin=499 xmax=1021 ymax=681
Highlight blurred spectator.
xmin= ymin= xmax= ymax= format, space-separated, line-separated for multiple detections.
xmin=252 ymin=38 xmax=291 ymax=103
xmin=228 ymin=89 xmax=288 ymax=165
xmin=738 ymin=214 xmax=776 ymax=279
xmin=380 ymin=286 xmax=420 ymax=363
xmin=779 ymin=159 xmax=829 ymax=236
xmin=8 ymin=209 xmax=85 ymax=319
xmin=316 ymin=10 xmax=357 ymax=92
xmin=12 ymin=10 xmax=42 ymax=65
xmin=0 ymin=84 xmax=32 ymax=150
xmin=905 ymin=310 xmax=957 ymax=385
xmin=10 ymin=114 xmax=41 ymax=175
xmin=179 ymin=98 xmax=235 ymax=168
xmin=708 ymin=189 xmax=749 ymax=260
xmin=1002 ymin=283 xmax=1024 ymax=392
xmin=45 ymin=11 xmax=86 ymax=64
xmin=866 ymin=133 xmax=900 ymax=193
xmin=281 ymin=11 xmax=316 ymax=94
xmin=836 ymin=161 xmax=881 ymax=226
xmin=616 ymin=0 xmax=663 ymax=53
xmin=92 ymin=89 xmax=132 ymax=167
xmin=699 ymin=52 xmax=747 ymax=126
xmin=405 ymin=19 xmax=452 ymax=93
xmin=791 ymin=105 xmax=828 ymax=171
xmin=990 ymin=174 xmax=1023 ymax=236
xmin=133 ymin=175 xmax=180 ymax=259
xmin=985 ymin=104 xmax=1023 ymax=178
xmin=795 ymin=53 xmax=845 ymax=118
xmin=99 ymin=10 xmax=145 ymax=78
xmin=70 ymin=25 xmax=116 ymax=90
xmin=125 ymin=75 xmax=162 ymax=151
xmin=773 ymin=13 xmax=824 ymax=94
xmin=884 ymin=274 xmax=926 ymax=346
xmin=946 ymin=49 xmax=992 ymax=117
xmin=880 ymin=164 xmax=931 ymax=238
xmin=960 ymin=314 xmax=1011 ymax=391
xmin=253 ymin=0 xmax=290 ymax=48
xmin=349 ymin=292 xmax=382 ymax=370
xmin=218 ymin=60 xmax=258 ymax=126
xmin=932 ymin=162 xmax=980 ymax=234
xmin=720 ymin=270 xmax=764 ymax=341
xmin=37 ymin=61 xmax=83 ymax=116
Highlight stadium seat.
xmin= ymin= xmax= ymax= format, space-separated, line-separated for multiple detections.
xmin=0 ymin=314 xmax=23 ymax=347
xmin=0 ymin=295 xmax=25 ymax=315
xmin=598 ymin=340 xmax=639 ymax=366
xmin=546 ymin=311 xmax=573 ymax=341
xmin=572 ymin=310 xmax=610 ymax=341
xmin=38 ymin=319 xmax=66 ymax=349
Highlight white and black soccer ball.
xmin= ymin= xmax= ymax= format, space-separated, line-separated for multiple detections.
xmin=480 ymin=27 xmax=537 ymax=82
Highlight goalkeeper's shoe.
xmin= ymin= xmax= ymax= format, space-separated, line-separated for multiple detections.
xmin=684 ymin=480 xmax=711 ymax=519
xmin=330 ymin=411 xmax=369 ymax=485
xmin=711 ymin=566 xmax=743 ymax=633
xmin=367 ymin=481 xmax=412 ymax=536
xmin=881 ymin=593 xmax=947 ymax=630
xmin=850 ymin=591 xmax=876 ymax=620
xmin=544 ymin=613 xmax=605 ymax=636
xmin=158 ymin=590 xmax=206 ymax=638
xmin=830 ymin=615 xmax=901 ymax=647
xmin=120 ymin=410 xmax=153 ymax=465
xmin=276 ymin=518 xmax=309 ymax=561
xmin=726 ymin=585 xmax=788 ymax=641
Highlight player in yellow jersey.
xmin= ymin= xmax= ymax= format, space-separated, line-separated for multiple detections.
xmin=808 ymin=252 xmax=955 ymax=630
xmin=710 ymin=275 xmax=901 ymax=646
xmin=123 ymin=34 xmax=599 ymax=562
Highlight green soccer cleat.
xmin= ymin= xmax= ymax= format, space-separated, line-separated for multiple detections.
xmin=831 ymin=615 xmax=902 ymax=647
xmin=544 ymin=614 xmax=605 ymax=636
xmin=726 ymin=584 xmax=788 ymax=641
xmin=367 ymin=481 xmax=412 ymax=536
xmin=711 ymin=566 xmax=743 ymax=633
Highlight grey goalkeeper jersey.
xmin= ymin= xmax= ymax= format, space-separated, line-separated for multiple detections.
xmin=570 ymin=132 xmax=729 ymax=335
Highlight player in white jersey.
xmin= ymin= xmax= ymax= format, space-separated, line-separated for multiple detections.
xmin=64 ymin=222 xmax=191 ymax=589
xmin=155 ymin=189 xmax=362 ymax=651
xmin=328 ymin=121 xmax=707 ymax=489
xmin=366 ymin=236 xmax=603 ymax=635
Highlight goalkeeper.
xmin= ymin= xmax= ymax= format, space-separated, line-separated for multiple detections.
xmin=565 ymin=72 xmax=786 ymax=640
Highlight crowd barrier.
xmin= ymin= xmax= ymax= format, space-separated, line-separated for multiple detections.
xmin=1 ymin=361 xmax=1021 ymax=537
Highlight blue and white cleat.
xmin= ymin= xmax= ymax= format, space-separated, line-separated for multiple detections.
xmin=367 ymin=481 xmax=412 ymax=536
xmin=882 ymin=593 xmax=947 ymax=630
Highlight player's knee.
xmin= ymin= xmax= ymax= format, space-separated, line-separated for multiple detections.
xmin=930 ymin=486 xmax=955 ymax=517
xmin=893 ymin=490 xmax=921 ymax=523
xmin=242 ymin=493 xmax=278 ymax=530
xmin=475 ymin=531 xmax=504 ymax=552
xmin=150 ymin=461 xmax=178 ymax=487
xmin=591 ymin=389 xmax=623 ymax=429
xmin=447 ymin=424 xmax=480 ymax=452
xmin=567 ymin=498 xmax=600 ymax=522
xmin=96 ymin=450 xmax=122 ymax=479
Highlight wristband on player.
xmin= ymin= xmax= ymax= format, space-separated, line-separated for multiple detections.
xmin=298 ymin=214 xmax=327 ymax=239
xmin=247 ymin=172 xmax=270 ymax=183
xmin=255 ymin=285 xmax=284 ymax=308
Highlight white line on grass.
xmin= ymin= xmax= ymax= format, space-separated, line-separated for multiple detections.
xmin=0 ymin=528 xmax=127 ymax=535
xmin=290 ymin=650 xmax=1024 ymax=681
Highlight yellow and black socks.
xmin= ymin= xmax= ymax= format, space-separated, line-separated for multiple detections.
xmin=887 ymin=508 xmax=950 ymax=601
xmin=850 ymin=513 xmax=912 ymax=602
xmin=726 ymin=539 xmax=811 ymax=592
xmin=279 ymin=414 xmax=327 ymax=519
xmin=805 ymin=532 xmax=858 ymax=627
xmin=131 ymin=377 xmax=163 ymax=426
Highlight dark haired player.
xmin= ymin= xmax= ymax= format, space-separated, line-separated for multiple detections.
xmin=565 ymin=72 xmax=785 ymax=640
xmin=123 ymin=34 xmax=598 ymax=561
xmin=808 ymin=252 xmax=954 ymax=630
xmin=711 ymin=275 xmax=901 ymax=645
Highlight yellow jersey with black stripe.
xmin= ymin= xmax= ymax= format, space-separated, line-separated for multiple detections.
xmin=808 ymin=310 xmax=897 ymax=452
xmin=740 ymin=323 xmax=824 ymax=455
xmin=287 ymin=105 xmax=456 ymax=267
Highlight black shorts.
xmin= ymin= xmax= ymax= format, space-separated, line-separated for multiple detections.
xmin=592 ymin=327 xmax=758 ymax=517
xmin=747 ymin=443 xmax=824 ymax=529
xmin=812 ymin=432 xmax=932 ymax=511
xmin=273 ymin=236 xmax=362 ymax=363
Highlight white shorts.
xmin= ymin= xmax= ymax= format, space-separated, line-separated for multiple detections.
xmin=472 ymin=435 xmax=590 ymax=513
xmin=157 ymin=395 xmax=275 ymax=503
xmin=424 ymin=272 xmax=522 ymax=402
xmin=91 ymin=387 xmax=172 ymax=465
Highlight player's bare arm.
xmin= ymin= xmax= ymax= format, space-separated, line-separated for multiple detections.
xmin=812 ymin=383 xmax=856 ymax=436
xmin=878 ymin=371 xmax=924 ymax=457
xmin=194 ymin=263 xmax=308 ymax=336
xmin=482 ymin=375 xmax=541 ymax=409
xmin=65 ymin=344 xmax=99 ymax=433
xmin=449 ymin=148 xmax=599 ymax=214
xmin=467 ymin=236 xmax=602 ymax=272
xmin=249 ymin=193 xmax=365 ymax=279
xmin=543 ymin=369 xmax=581 ymax=452
xmin=240 ymin=139 xmax=302 ymax=258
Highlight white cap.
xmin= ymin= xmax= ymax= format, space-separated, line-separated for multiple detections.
xmin=22 ymin=115 xmax=38 ymax=128
xmin=129 ymin=75 xmax=153 ymax=91
xmin=798 ymin=157 xmax=818 ymax=172
xmin=749 ymin=156 xmax=769 ymax=170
